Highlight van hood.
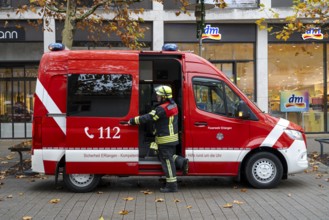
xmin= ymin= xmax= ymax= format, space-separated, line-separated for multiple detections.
xmin=264 ymin=113 xmax=304 ymax=132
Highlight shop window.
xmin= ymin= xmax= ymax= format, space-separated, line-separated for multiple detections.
xmin=0 ymin=65 xmax=37 ymax=138
xmin=0 ymin=0 xmax=11 ymax=8
xmin=164 ymin=0 xmax=258 ymax=10
xmin=268 ymin=43 xmax=324 ymax=132
xmin=271 ymin=0 xmax=294 ymax=8
xmin=176 ymin=43 xmax=255 ymax=101
xmin=67 ymin=74 xmax=132 ymax=117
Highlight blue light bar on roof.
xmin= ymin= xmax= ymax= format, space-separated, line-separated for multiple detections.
xmin=162 ymin=44 xmax=178 ymax=51
xmin=48 ymin=43 xmax=65 ymax=51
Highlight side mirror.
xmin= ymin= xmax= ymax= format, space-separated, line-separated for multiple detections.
xmin=237 ymin=101 xmax=250 ymax=119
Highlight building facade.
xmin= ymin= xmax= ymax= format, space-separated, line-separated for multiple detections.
xmin=0 ymin=0 xmax=328 ymax=138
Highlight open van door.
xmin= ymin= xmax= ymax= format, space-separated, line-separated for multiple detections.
xmin=64 ymin=51 xmax=139 ymax=175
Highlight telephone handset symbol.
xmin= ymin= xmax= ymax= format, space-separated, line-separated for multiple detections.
xmin=84 ymin=127 xmax=94 ymax=139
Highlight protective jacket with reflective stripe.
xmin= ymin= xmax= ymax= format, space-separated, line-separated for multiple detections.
xmin=129 ymin=101 xmax=179 ymax=145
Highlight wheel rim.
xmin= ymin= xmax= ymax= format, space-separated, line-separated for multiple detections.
xmin=252 ymin=158 xmax=277 ymax=184
xmin=69 ymin=174 xmax=95 ymax=188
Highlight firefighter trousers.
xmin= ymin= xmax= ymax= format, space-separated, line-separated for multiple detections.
xmin=158 ymin=144 xmax=177 ymax=183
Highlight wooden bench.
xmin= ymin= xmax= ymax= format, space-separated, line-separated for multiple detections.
xmin=314 ymin=138 xmax=329 ymax=157
xmin=8 ymin=140 xmax=32 ymax=173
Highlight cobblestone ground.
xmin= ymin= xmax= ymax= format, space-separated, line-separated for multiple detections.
xmin=0 ymin=164 xmax=329 ymax=220
xmin=1 ymin=137 xmax=329 ymax=220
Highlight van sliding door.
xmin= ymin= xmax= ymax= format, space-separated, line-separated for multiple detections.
xmin=65 ymin=53 xmax=139 ymax=175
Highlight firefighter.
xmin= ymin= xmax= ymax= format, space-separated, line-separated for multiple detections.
xmin=128 ymin=85 xmax=188 ymax=193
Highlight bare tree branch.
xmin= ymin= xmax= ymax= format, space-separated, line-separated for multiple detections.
xmin=45 ymin=3 xmax=66 ymax=13
xmin=75 ymin=0 xmax=110 ymax=22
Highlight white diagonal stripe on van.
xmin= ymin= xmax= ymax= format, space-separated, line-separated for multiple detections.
xmin=36 ymin=79 xmax=66 ymax=135
xmin=261 ymin=118 xmax=289 ymax=147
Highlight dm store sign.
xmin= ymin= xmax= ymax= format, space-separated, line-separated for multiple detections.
xmin=202 ymin=25 xmax=221 ymax=40
xmin=280 ymin=91 xmax=309 ymax=112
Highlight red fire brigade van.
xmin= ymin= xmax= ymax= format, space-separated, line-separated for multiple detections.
xmin=31 ymin=43 xmax=308 ymax=192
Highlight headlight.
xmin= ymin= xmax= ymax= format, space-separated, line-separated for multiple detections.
xmin=284 ymin=129 xmax=303 ymax=140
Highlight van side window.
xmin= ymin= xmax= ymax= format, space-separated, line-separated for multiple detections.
xmin=67 ymin=74 xmax=132 ymax=117
xmin=193 ymin=77 xmax=241 ymax=117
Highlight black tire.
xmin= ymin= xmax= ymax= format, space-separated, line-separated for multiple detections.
xmin=63 ymin=168 xmax=101 ymax=193
xmin=245 ymin=152 xmax=283 ymax=189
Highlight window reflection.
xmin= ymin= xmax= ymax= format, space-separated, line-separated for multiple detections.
xmin=0 ymin=65 xmax=36 ymax=138
xmin=175 ymin=43 xmax=255 ymax=101
xmin=268 ymin=43 xmax=324 ymax=132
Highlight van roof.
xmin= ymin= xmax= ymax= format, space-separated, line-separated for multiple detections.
xmin=44 ymin=49 xmax=199 ymax=60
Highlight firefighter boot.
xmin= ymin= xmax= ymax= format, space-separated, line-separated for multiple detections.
xmin=182 ymin=159 xmax=189 ymax=175
xmin=160 ymin=182 xmax=178 ymax=193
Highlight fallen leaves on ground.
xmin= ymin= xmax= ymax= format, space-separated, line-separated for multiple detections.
xmin=316 ymin=174 xmax=323 ymax=179
xmin=313 ymin=165 xmax=319 ymax=171
xmin=123 ymin=196 xmax=134 ymax=201
xmin=22 ymin=216 xmax=32 ymax=220
xmin=155 ymin=198 xmax=165 ymax=202
xmin=233 ymin=200 xmax=244 ymax=205
xmin=223 ymin=203 xmax=233 ymax=208
xmin=118 ymin=210 xmax=131 ymax=215
xmin=16 ymin=175 xmax=26 ymax=179
xmin=140 ymin=189 xmax=153 ymax=195
xmin=49 ymin=198 xmax=60 ymax=204
xmin=173 ymin=199 xmax=180 ymax=203
xmin=6 ymin=155 xmax=15 ymax=160
xmin=240 ymin=188 xmax=247 ymax=192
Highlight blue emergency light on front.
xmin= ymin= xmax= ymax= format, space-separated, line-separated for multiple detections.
xmin=162 ymin=44 xmax=178 ymax=51
xmin=48 ymin=43 xmax=65 ymax=51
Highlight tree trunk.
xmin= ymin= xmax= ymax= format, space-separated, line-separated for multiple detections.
xmin=62 ymin=0 xmax=77 ymax=49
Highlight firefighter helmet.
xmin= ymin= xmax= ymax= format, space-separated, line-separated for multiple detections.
xmin=155 ymin=85 xmax=172 ymax=99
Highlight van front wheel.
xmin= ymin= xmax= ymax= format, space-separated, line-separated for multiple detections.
xmin=245 ymin=152 xmax=283 ymax=189
xmin=63 ymin=169 xmax=101 ymax=193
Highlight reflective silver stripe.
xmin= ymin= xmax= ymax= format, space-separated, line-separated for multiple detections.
xmin=169 ymin=116 xmax=174 ymax=135
xmin=134 ymin=116 xmax=140 ymax=124
xmin=166 ymin=177 xmax=177 ymax=183
xmin=149 ymin=110 xmax=156 ymax=116
xmin=153 ymin=115 xmax=159 ymax=121
xmin=165 ymin=159 xmax=176 ymax=183
xmin=166 ymin=159 xmax=173 ymax=178
xmin=155 ymin=134 xmax=178 ymax=144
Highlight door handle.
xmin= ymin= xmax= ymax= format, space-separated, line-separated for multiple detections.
xmin=120 ymin=121 xmax=129 ymax=126
xmin=194 ymin=122 xmax=208 ymax=127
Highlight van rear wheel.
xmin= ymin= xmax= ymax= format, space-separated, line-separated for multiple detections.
xmin=245 ymin=152 xmax=283 ymax=189
xmin=63 ymin=169 xmax=101 ymax=193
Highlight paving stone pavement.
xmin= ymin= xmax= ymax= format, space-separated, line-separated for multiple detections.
xmin=0 ymin=135 xmax=328 ymax=220
xmin=0 ymin=170 xmax=329 ymax=220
